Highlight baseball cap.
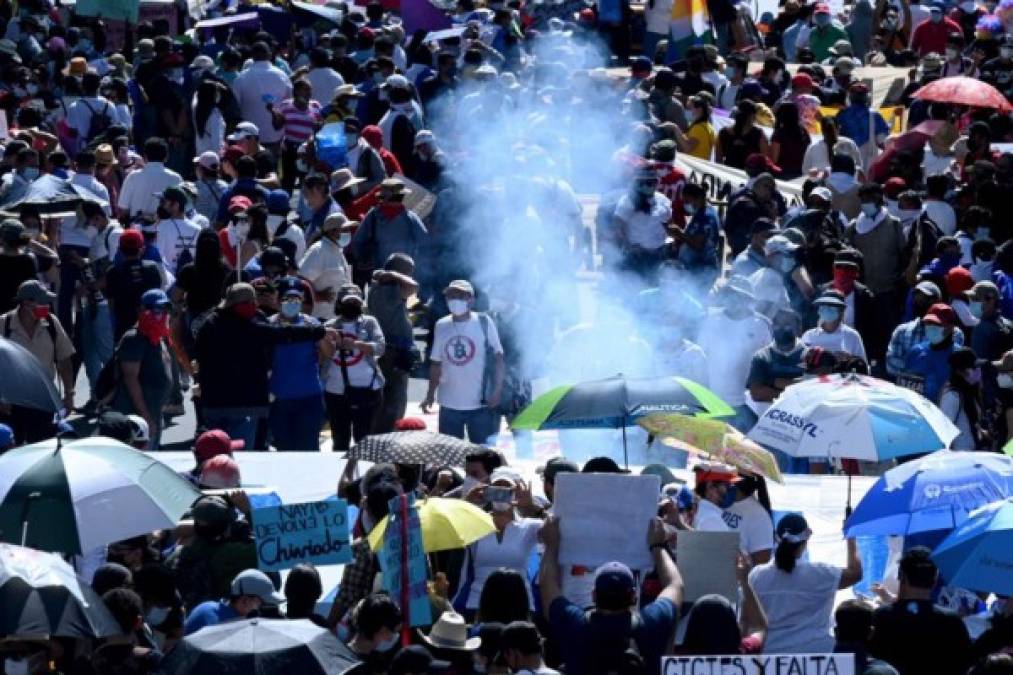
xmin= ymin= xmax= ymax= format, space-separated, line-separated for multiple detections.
xmin=499 ymin=622 xmax=543 ymax=655
xmin=222 ymin=282 xmax=257 ymax=308
xmin=929 ymin=0 xmax=944 ymax=11
xmin=973 ymin=281 xmax=1000 ymax=300
xmin=813 ymin=290 xmax=847 ymax=308
xmin=630 ymin=55 xmax=652 ymax=73
xmin=949 ymin=346 xmax=985 ymax=371
xmin=791 ymin=72 xmax=814 ymax=89
xmin=914 ymin=280 xmax=942 ymax=299
xmin=16 ymin=280 xmax=56 ymax=304
xmin=191 ymin=55 xmax=214 ymax=72
xmin=923 ymin=303 xmax=956 ymax=327
xmin=190 ymin=495 xmax=235 ymax=527
xmin=810 ymin=186 xmax=832 ymax=202
xmin=140 ymin=289 xmax=170 ymax=310
xmin=390 ymin=646 xmax=452 ymax=675
xmin=444 ymin=279 xmax=475 ymax=296
xmin=230 ymin=569 xmax=285 ymax=605
xmin=0 ymin=423 xmax=12 ymax=449
xmin=724 ymin=275 xmax=755 ymax=298
xmin=195 ymin=429 xmax=244 ymax=464
xmin=200 ymin=454 xmax=242 ymax=489
xmin=764 ymin=234 xmax=800 ymax=256
xmin=194 ymin=150 xmax=220 ymax=170
xmin=126 ymin=415 xmax=149 ymax=445
xmin=693 ymin=461 xmax=740 ymax=484
xmin=322 ymin=212 xmax=353 ymax=233
xmin=228 ymin=195 xmax=253 ymax=214
xmin=277 ymin=276 xmax=309 ymax=299
xmin=227 ymin=121 xmax=260 ymax=142
xmin=582 ymin=456 xmax=626 ymax=473
xmin=593 ymin=561 xmax=636 ymax=596
xmin=776 ymin=513 xmax=812 ymax=543
xmin=750 ymin=218 xmax=778 ymax=236
xmin=641 ymin=464 xmax=678 ymax=488
xmin=118 ymin=229 xmax=144 ymax=253
xmin=155 ymin=185 xmax=188 ymax=206
xmin=538 ymin=457 xmax=580 ymax=483
xmin=336 ymin=283 xmax=364 ymax=305
xmin=380 ymin=73 xmax=410 ymax=90
xmin=884 ymin=177 xmax=907 ymax=199
xmin=97 ymin=410 xmax=135 ymax=443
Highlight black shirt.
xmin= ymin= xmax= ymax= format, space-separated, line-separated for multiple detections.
xmin=105 ymin=258 xmax=162 ymax=340
xmin=253 ymin=149 xmax=276 ymax=179
xmin=869 ymin=600 xmax=972 ymax=675
xmin=0 ymin=252 xmax=36 ymax=313
xmin=176 ymin=262 xmax=231 ymax=318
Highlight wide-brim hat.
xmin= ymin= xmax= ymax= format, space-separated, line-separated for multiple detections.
xmin=421 ymin=612 xmax=481 ymax=651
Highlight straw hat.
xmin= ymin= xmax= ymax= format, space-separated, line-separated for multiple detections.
xmin=63 ymin=57 xmax=89 ymax=77
xmin=421 ymin=613 xmax=481 ymax=651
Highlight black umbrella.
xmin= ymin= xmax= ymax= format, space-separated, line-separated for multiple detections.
xmin=157 ymin=618 xmax=360 ymax=675
xmin=0 ymin=174 xmax=106 ymax=218
xmin=0 ymin=543 xmax=120 ymax=638
xmin=348 ymin=431 xmax=482 ymax=466
xmin=0 ymin=338 xmax=60 ymax=413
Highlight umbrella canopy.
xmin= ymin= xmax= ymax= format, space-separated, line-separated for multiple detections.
xmin=844 ymin=450 xmax=1013 ymax=537
xmin=748 ymin=374 xmax=959 ymax=461
xmin=0 ymin=437 xmax=201 ymax=555
xmin=512 ymin=375 xmax=734 ymax=430
xmin=638 ymin=413 xmax=784 ymax=483
xmin=932 ymin=498 xmax=1013 ymax=596
xmin=158 ymin=618 xmax=360 ymax=675
xmin=368 ymin=497 xmax=495 ymax=552
xmin=0 ymin=543 xmax=120 ymax=638
xmin=0 ymin=338 xmax=61 ymax=413
xmin=348 ymin=431 xmax=481 ymax=466
xmin=0 ymin=174 xmax=107 ymax=218
xmin=912 ymin=76 xmax=1012 ymax=112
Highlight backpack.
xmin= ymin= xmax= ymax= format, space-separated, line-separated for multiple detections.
xmin=584 ymin=610 xmax=646 ymax=675
xmin=82 ymin=99 xmax=114 ymax=141
xmin=4 ymin=314 xmax=57 ymax=366
xmin=93 ymin=336 xmax=127 ymax=405
xmin=171 ymin=220 xmax=198 ymax=276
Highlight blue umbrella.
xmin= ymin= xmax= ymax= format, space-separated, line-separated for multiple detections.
xmin=844 ymin=451 xmax=1013 ymax=537
xmin=932 ymin=497 xmax=1013 ymax=596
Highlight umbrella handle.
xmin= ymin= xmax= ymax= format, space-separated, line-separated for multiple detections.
xmin=845 ymin=474 xmax=853 ymax=519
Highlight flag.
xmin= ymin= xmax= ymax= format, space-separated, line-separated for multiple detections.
xmin=668 ymin=0 xmax=712 ymax=58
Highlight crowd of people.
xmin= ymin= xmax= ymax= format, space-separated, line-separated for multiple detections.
xmin=0 ymin=0 xmax=1010 ymax=672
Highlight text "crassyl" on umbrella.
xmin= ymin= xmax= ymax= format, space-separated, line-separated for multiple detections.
xmin=762 ymin=410 xmax=820 ymax=438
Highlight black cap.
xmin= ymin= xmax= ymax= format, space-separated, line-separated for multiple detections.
xmin=540 ymin=457 xmax=580 ymax=483
xmin=97 ymin=411 xmax=135 ymax=443
xmin=948 ymin=346 xmax=984 ymax=371
xmin=390 ymin=646 xmax=451 ymax=675
xmin=750 ymin=218 xmax=777 ymax=236
xmin=260 ymin=246 xmax=287 ymax=270
xmin=500 ymin=621 xmax=543 ymax=655
xmin=582 ymin=456 xmax=626 ymax=474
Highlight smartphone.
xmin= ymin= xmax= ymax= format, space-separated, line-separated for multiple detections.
xmin=484 ymin=486 xmax=513 ymax=506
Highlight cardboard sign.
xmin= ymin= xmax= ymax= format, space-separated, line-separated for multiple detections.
xmin=553 ymin=473 xmax=660 ymax=570
xmin=252 ymin=499 xmax=352 ymax=572
xmin=76 ymin=0 xmax=140 ymax=22
xmin=675 ymin=530 xmax=740 ymax=603
xmin=661 ymin=654 xmax=855 ymax=675
xmin=379 ymin=494 xmax=432 ymax=627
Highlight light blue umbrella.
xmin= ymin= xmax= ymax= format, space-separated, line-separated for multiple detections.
xmin=932 ymin=497 xmax=1013 ymax=596
xmin=844 ymin=450 xmax=1013 ymax=537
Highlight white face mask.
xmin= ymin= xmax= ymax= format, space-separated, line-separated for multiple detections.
xmin=145 ymin=605 xmax=170 ymax=626
xmin=448 ymin=299 xmax=470 ymax=316
xmin=338 ymin=232 xmax=352 ymax=247
xmin=460 ymin=475 xmax=480 ymax=497
xmin=266 ymin=214 xmax=285 ymax=233
xmin=234 ymin=221 xmax=250 ymax=239
xmin=491 ymin=500 xmax=513 ymax=512
xmin=999 ymin=373 xmax=1013 ymax=389
xmin=960 ymin=1 xmax=976 ymax=10
xmin=376 ymin=632 xmax=400 ymax=652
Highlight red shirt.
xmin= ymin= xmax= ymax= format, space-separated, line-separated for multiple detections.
xmin=910 ymin=17 xmax=963 ymax=55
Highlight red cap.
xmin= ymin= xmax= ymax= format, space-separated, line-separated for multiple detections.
xmin=359 ymin=27 xmax=375 ymax=40
xmin=228 ymin=196 xmax=253 ymax=214
xmin=946 ymin=267 xmax=974 ymax=296
xmin=394 ymin=417 xmax=428 ymax=431
xmin=791 ymin=73 xmax=814 ymax=89
xmin=118 ymin=229 xmax=144 ymax=253
xmin=693 ymin=462 xmax=741 ymax=484
xmin=195 ymin=429 xmax=244 ymax=464
xmin=884 ymin=177 xmax=907 ymax=198
xmin=814 ymin=3 xmax=831 ymax=13
xmin=199 ymin=454 xmax=241 ymax=489
xmin=578 ymin=7 xmax=595 ymax=21
xmin=923 ymin=303 xmax=957 ymax=327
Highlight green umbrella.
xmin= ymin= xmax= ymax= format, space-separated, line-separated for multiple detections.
xmin=0 ymin=437 xmax=201 ymax=555
xmin=511 ymin=375 xmax=734 ymax=465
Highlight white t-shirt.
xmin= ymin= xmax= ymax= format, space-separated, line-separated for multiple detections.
xmin=461 ymin=517 xmax=541 ymax=609
xmin=644 ymin=0 xmax=674 ymax=33
xmin=698 ymin=309 xmax=772 ymax=406
xmin=323 ymin=318 xmax=384 ymax=393
xmin=615 ymin=193 xmax=672 ymax=250
xmin=88 ymin=224 xmax=123 ymax=263
xmin=299 ymin=238 xmax=350 ymax=320
xmin=60 ymin=173 xmax=111 ymax=247
xmin=722 ymin=497 xmax=774 ymax=556
xmin=924 ymin=199 xmax=957 ymax=236
xmin=694 ymin=498 xmax=731 ymax=532
xmin=304 ymin=67 xmax=345 ymax=102
xmin=749 ymin=560 xmax=842 ymax=654
xmin=193 ymin=102 xmax=226 ymax=157
xmin=431 ymin=313 xmax=503 ymax=411
xmin=66 ymin=95 xmax=114 ymax=141
xmin=801 ymin=324 xmax=867 ymax=361
xmin=155 ymin=217 xmax=203 ymax=272
xmin=940 ymin=387 xmax=974 ymax=450
xmin=117 ymin=162 xmax=183 ymax=218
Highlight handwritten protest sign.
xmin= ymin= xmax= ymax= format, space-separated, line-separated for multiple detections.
xmin=554 ymin=473 xmax=660 ymax=570
xmin=252 ymin=500 xmax=351 ymax=572
xmin=662 ymin=653 xmax=854 ymax=675
xmin=379 ymin=494 xmax=432 ymax=627
xmin=675 ymin=531 xmax=740 ymax=603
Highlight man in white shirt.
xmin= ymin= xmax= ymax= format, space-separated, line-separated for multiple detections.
xmin=66 ymin=72 xmax=115 ymax=154
xmin=802 ymin=290 xmax=868 ymax=362
xmin=231 ymin=41 xmax=293 ymax=150
xmin=153 ymin=185 xmax=202 ymax=274
xmin=299 ymin=212 xmax=353 ymax=320
xmin=60 ymin=149 xmax=111 ymax=250
xmin=924 ymin=175 xmax=957 ymax=236
xmin=304 ymin=47 xmax=345 ymax=101
xmin=691 ymin=463 xmax=738 ymax=532
xmin=117 ymin=138 xmax=182 ymax=220
xmin=421 ymin=279 xmax=505 ymax=444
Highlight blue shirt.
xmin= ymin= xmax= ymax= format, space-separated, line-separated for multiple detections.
xmin=183 ymin=600 xmax=239 ymax=635
xmin=549 ymin=597 xmax=677 ymax=675
xmin=903 ymin=340 xmax=955 ymax=403
xmin=270 ymin=315 xmax=324 ymax=400
xmin=836 ymin=104 xmax=889 ymax=147
xmin=683 ymin=205 xmax=721 ymax=259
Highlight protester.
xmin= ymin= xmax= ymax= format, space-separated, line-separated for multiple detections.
xmin=183 ymin=568 xmax=285 ymax=635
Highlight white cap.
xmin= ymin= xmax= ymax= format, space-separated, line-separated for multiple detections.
xmin=764 ymin=234 xmax=800 ymax=256
xmin=230 ymin=569 xmax=285 ymax=605
xmin=227 ymin=121 xmax=259 ymax=142
xmin=381 ymin=74 xmax=411 ymax=90
xmin=191 ymin=55 xmax=214 ymax=72
xmin=194 ymin=150 xmax=220 ymax=170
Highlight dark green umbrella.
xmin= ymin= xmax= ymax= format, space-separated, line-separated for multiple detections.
xmin=511 ymin=375 xmax=734 ymax=465
xmin=157 ymin=618 xmax=361 ymax=675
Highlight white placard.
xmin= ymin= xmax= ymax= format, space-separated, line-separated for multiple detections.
xmin=661 ymin=653 xmax=855 ymax=675
xmin=675 ymin=530 xmax=740 ymax=603
xmin=553 ymin=473 xmax=660 ymax=571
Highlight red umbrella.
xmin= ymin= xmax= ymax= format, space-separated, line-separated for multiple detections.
xmin=912 ymin=76 xmax=1012 ymax=112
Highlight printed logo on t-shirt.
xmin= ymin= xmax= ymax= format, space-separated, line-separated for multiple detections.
xmin=444 ymin=334 xmax=476 ymax=366
xmin=333 ymin=329 xmax=365 ymax=367
xmin=722 ymin=511 xmax=742 ymax=529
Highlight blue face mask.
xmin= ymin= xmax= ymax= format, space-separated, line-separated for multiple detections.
xmin=861 ymin=203 xmax=879 ymax=218
xmin=925 ymin=324 xmax=946 ymax=345
xmin=969 ymin=300 xmax=984 ymax=318
xmin=280 ymin=299 xmax=301 ymax=319
xmin=815 ymin=14 xmax=831 ymax=26
xmin=719 ymin=485 xmax=737 ymax=509
xmin=21 ymin=167 xmax=39 ymax=181
xmin=818 ymin=306 xmax=842 ymax=325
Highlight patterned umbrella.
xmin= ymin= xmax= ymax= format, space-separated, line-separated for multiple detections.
xmin=0 ymin=543 xmax=120 ymax=638
xmin=0 ymin=437 xmax=201 ymax=555
xmin=912 ymin=76 xmax=1012 ymax=112
xmin=347 ymin=431 xmax=482 ymax=466
xmin=158 ymin=618 xmax=360 ymax=675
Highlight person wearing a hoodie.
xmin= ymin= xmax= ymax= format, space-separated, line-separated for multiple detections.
xmin=362 ymin=124 xmax=403 ymax=177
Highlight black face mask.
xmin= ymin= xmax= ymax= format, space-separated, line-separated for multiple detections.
xmin=341 ymin=301 xmax=362 ymax=318
xmin=773 ymin=328 xmax=796 ymax=347
xmin=156 ymin=206 xmax=171 ymax=220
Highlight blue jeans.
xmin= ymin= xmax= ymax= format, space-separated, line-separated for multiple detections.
xmin=203 ymin=410 xmax=265 ymax=450
xmin=80 ymin=301 xmax=114 ymax=392
xmin=438 ymin=407 xmax=499 ymax=444
xmin=269 ymin=395 xmax=325 ymax=451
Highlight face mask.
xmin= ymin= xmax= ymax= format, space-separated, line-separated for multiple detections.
xmin=946 ymin=48 xmax=960 ymax=61
xmin=461 ymin=475 xmax=480 ymax=497
xmin=814 ymin=14 xmax=830 ymax=26
xmin=970 ymin=300 xmax=984 ymax=318
xmin=234 ymin=222 xmax=250 ymax=239
xmin=31 ymin=305 xmax=50 ymax=320
xmin=818 ymin=306 xmax=841 ymax=325
xmin=718 ymin=485 xmax=736 ymax=509
xmin=999 ymin=373 xmax=1013 ymax=389
xmin=723 ymin=67 xmax=737 ymax=79
xmin=684 ymin=203 xmax=696 ymax=215
xmin=233 ymin=301 xmax=259 ymax=320
xmin=884 ymin=17 xmax=898 ymax=28
xmin=773 ymin=327 xmax=796 ymax=347
xmin=976 ymin=227 xmax=991 ymax=242
xmin=346 ymin=133 xmax=359 ymax=147
xmin=930 ymin=11 xmax=943 ymax=22
xmin=966 ymin=367 xmax=982 ymax=385
xmin=861 ymin=203 xmax=879 ymax=218
xmin=899 ymin=209 xmax=921 ymax=224
xmin=376 ymin=632 xmax=400 ymax=652
xmin=338 ymin=233 xmax=352 ymax=247
xmin=448 ymin=299 xmax=469 ymax=316
xmin=20 ymin=167 xmax=39 ymax=181
xmin=296 ymin=159 xmax=308 ymax=173
xmin=778 ymin=256 xmax=795 ymax=273
xmin=925 ymin=325 xmax=946 ymax=345
xmin=281 ymin=299 xmax=301 ymax=319
xmin=1002 ymin=48 xmax=1013 ymax=60
xmin=146 ymin=605 xmax=170 ymax=626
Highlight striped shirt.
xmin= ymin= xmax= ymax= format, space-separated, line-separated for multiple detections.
xmin=279 ymin=99 xmax=321 ymax=144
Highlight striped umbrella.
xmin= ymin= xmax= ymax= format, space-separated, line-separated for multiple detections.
xmin=0 ymin=543 xmax=120 ymax=638
xmin=0 ymin=437 xmax=201 ymax=555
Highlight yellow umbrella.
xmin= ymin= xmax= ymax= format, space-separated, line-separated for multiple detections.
xmin=368 ymin=497 xmax=496 ymax=552
xmin=639 ymin=413 xmax=784 ymax=483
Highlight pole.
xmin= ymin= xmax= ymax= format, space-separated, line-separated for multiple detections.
xmin=19 ymin=492 xmax=40 ymax=547
xmin=399 ymin=493 xmax=411 ymax=647
xmin=846 ymin=474 xmax=853 ymax=519
xmin=622 ymin=419 xmax=628 ymax=469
